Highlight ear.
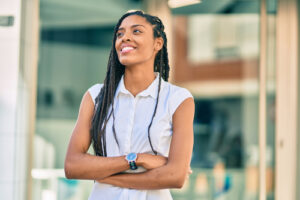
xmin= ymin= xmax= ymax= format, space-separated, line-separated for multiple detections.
xmin=154 ymin=37 xmax=164 ymax=52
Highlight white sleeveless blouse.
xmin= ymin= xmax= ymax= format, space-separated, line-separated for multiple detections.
xmin=87 ymin=73 xmax=193 ymax=200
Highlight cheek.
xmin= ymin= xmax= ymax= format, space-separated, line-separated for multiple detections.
xmin=139 ymin=41 xmax=155 ymax=55
xmin=115 ymin=40 xmax=120 ymax=52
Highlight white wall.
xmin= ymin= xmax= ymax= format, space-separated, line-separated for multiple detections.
xmin=0 ymin=0 xmax=39 ymax=199
xmin=0 ymin=0 xmax=23 ymax=199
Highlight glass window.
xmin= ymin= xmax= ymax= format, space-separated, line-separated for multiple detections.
xmin=32 ymin=0 xmax=279 ymax=199
xmin=169 ymin=0 xmax=275 ymax=199
xmin=266 ymin=0 xmax=277 ymax=199
xmin=32 ymin=1 xmax=142 ymax=199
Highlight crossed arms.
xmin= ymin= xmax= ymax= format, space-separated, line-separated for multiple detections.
xmin=64 ymin=91 xmax=194 ymax=189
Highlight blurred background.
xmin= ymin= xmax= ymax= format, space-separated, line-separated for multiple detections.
xmin=0 ymin=0 xmax=300 ymax=199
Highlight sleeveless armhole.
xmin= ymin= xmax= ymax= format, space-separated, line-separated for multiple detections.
xmin=169 ymin=87 xmax=194 ymax=117
xmin=87 ymin=83 xmax=103 ymax=105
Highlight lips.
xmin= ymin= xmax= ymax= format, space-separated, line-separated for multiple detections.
xmin=121 ymin=46 xmax=135 ymax=53
xmin=120 ymin=44 xmax=136 ymax=54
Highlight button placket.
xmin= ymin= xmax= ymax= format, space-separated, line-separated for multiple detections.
xmin=124 ymin=95 xmax=136 ymax=154
xmin=128 ymin=96 xmax=138 ymax=153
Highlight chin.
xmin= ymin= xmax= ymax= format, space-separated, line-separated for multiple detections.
xmin=119 ymin=58 xmax=138 ymax=66
xmin=119 ymin=60 xmax=131 ymax=66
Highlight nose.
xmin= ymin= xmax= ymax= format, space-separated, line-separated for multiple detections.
xmin=122 ymin=32 xmax=131 ymax=42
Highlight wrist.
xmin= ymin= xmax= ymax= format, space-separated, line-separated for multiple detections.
xmin=125 ymin=153 xmax=138 ymax=170
xmin=136 ymin=153 xmax=144 ymax=166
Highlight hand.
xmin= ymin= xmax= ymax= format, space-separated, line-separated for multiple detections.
xmin=136 ymin=153 xmax=168 ymax=170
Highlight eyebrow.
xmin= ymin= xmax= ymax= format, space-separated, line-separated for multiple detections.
xmin=118 ymin=24 xmax=145 ymax=31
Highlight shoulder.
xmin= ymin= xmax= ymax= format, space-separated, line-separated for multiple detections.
xmin=87 ymin=83 xmax=104 ymax=105
xmin=167 ymin=82 xmax=193 ymax=97
xmin=163 ymin=82 xmax=194 ymax=116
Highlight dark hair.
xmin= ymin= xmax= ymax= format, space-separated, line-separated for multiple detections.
xmin=90 ymin=10 xmax=170 ymax=157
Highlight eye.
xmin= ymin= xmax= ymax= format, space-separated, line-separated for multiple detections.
xmin=133 ymin=29 xmax=142 ymax=34
xmin=116 ymin=32 xmax=123 ymax=37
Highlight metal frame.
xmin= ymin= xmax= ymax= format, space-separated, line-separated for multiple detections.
xmin=259 ymin=0 xmax=267 ymax=199
xmin=20 ymin=0 xmax=40 ymax=199
xmin=275 ymin=0 xmax=299 ymax=199
xmin=259 ymin=0 xmax=299 ymax=199
xmin=296 ymin=2 xmax=300 ymax=199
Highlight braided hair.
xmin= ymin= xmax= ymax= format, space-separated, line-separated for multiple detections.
xmin=90 ymin=10 xmax=170 ymax=157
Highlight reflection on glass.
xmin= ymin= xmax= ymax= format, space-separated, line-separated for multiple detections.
xmin=32 ymin=1 xmax=143 ymax=199
xmin=31 ymin=0 xmax=279 ymax=199
xmin=266 ymin=0 xmax=277 ymax=199
xmin=187 ymin=15 xmax=259 ymax=63
xmin=171 ymin=1 xmax=263 ymax=199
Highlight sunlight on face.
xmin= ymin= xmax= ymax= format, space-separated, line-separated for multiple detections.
xmin=115 ymin=15 xmax=160 ymax=67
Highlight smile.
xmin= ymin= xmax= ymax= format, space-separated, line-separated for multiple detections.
xmin=121 ymin=46 xmax=135 ymax=53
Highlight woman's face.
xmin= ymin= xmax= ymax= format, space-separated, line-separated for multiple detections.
xmin=115 ymin=15 xmax=163 ymax=67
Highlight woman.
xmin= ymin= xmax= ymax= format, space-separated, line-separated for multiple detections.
xmin=64 ymin=10 xmax=195 ymax=200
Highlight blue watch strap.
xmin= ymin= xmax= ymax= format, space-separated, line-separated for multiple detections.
xmin=129 ymin=161 xmax=138 ymax=170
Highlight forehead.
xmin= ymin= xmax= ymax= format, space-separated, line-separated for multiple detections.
xmin=119 ymin=15 xmax=151 ymax=29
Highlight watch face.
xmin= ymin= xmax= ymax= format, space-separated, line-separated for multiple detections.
xmin=126 ymin=153 xmax=137 ymax=161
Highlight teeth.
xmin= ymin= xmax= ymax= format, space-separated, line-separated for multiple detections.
xmin=122 ymin=46 xmax=134 ymax=52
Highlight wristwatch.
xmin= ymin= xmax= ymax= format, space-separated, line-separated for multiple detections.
xmin=125 ymin=153 xmax=138 ymax=170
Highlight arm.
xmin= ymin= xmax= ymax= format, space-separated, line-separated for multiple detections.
xmin=64 ymin=91 xmax=168 ymax=180
xmin=64 ymin=91 xmax=130 ymax=180
xmin=97 ymin=97 xmax=195 ymax=189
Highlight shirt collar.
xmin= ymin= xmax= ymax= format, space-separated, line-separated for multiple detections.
xmin=115 ymin=72 xmax=163 ymax=99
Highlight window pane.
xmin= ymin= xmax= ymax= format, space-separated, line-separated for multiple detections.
xmin=170 ymin=1 xmax=262 ymax=199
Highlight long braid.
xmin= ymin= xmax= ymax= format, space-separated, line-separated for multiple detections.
xmin=90 ymin=10 xmax=170 ymax=156
xmin=91 ymin=34 xmax=124 ymax=156
xmin=147 ymin=50 xmax=164 ymax=155
xmin=146 ymin=17 xmax=170 ymax=154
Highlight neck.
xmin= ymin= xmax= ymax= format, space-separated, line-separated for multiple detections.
xmin=123 ymin=63 xmax=157 ymax=97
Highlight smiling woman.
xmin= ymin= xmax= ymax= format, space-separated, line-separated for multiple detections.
xmin=64 ymin=10 xmax=195 ymax=200
xmin=115 ymin=15 xmax=164 ymax=70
